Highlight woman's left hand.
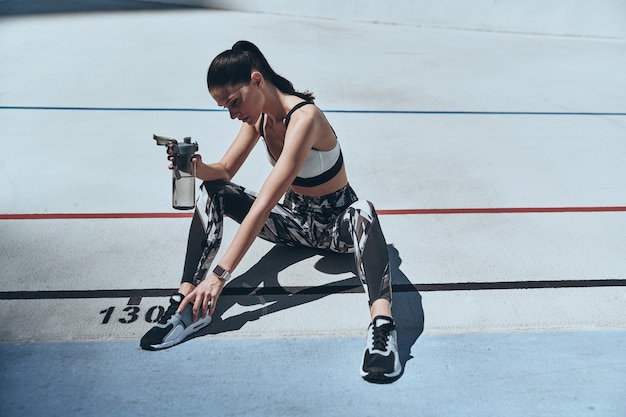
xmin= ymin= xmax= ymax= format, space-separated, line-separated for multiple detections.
xmin=178 ymin=274 xmax=225 ymax=321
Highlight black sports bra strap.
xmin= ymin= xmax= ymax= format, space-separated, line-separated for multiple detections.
xmin=284 ymin=101 xmax=314 ymax=127
xmin=259 ymin=113 xmax=266 ymax=137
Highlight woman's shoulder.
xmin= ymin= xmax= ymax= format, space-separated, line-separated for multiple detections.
xmin=284 ymin=100 xmax=337 ymax=149
xmin=284 ymin=99 xmax=324 ymax=125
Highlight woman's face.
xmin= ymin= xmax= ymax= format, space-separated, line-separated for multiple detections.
xmin=210 ymin=76 xmax=263 ymax=125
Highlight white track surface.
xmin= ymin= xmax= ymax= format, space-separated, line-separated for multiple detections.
xmin=1 ymin=2 xmax=625 ymax=416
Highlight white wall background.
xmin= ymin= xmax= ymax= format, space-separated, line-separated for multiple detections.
xmin=147 ymin=0 xmax=626 ymax=38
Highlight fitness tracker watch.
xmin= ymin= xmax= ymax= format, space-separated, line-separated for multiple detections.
xmin=212 ymin=265 xmax=232 ymax=282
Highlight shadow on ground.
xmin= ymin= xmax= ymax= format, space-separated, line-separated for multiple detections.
xmin=191 ymin=243 xmax=424 ymax=372
xmin=0 ymin=0 xmax=200 ymax=16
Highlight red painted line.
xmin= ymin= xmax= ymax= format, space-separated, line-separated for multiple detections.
xmin=0 ymin=212 xmax=194 ymax=220
xmin=376 ymin=206 xmax=626 ymax=215
xmin=1 ymin=206 xmax=626 ymax=220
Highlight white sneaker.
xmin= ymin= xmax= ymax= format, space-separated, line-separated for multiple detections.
xmin=140 ymin=293 xmax=212 ymax=350
xmin=360 ymin=316 xmax=402 ymax=382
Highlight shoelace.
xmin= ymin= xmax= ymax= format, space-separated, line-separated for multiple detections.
xmin=372 ymin=323 xmax=393 ymax=351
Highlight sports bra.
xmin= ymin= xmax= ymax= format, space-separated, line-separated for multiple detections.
xmin=260 ymin=101 xmax=344 ymax=187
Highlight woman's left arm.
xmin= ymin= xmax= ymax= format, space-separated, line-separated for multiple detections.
xmin=181 ymin=109 xmax=321 ymax=319
xmin=221 ymin=111 xmax=318 ymax=262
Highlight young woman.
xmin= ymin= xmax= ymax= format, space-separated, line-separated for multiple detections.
xmin=141 ymin=40 xmax=401 ymax=382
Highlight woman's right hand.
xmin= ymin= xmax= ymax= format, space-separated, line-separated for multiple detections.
xmin=166 ymin=142 xmax=176 ymax=170
xmin=191 ymin=154 xmax=203 ymax=166
xmin=166 ymin=143 xmax=203 ymax=174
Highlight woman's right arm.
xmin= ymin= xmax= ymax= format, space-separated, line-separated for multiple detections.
xmin=193 ymin=122 xmax=260 ymax=181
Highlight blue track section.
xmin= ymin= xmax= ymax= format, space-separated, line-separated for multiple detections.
xmin=1 ymin=331 xmax=624 ymax=417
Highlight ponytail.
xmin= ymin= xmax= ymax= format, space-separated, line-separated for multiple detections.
xmin=207 ymin=40 xmax=314 ymax=102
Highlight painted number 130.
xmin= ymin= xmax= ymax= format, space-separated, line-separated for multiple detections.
xmin=99 ymin=305 xmax=166 ymax=324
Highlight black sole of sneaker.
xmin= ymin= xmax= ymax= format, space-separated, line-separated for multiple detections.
xmin=140 ymin=340 xmax=182 ymax=351
xmin=362 ymin=371 xmax=401 ymax=384
xmin=141 ymin=340 xmax=181 ymax=351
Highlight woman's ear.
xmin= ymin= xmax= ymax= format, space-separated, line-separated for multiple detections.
xmin=251 ymin=71 xmax=264 ymax=88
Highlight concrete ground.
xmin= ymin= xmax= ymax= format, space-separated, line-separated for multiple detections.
xmin=1 ymin=1 xmax=625 ymax=416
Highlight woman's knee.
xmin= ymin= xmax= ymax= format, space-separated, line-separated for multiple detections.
xmin=345 ymin=200 xmax=378 ymax=229
xmin=200 ymin=180 xmax=255 ymax=224
xmin=200 ymin=179 xmax=230 ymax=194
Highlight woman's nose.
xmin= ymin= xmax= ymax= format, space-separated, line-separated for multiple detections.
xmin=228 ymin=108 xmax=237 ymax=120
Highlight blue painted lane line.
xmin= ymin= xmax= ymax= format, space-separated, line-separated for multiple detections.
xmin=1 ymin=105 xmax=625 ymax=116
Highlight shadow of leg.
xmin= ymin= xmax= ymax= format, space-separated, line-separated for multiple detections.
xmin=200 ymin=245 xmax=315 ymax=335
xmin=388 ymin=244 xmax=425 ymax=368
xmin=196 ymin=245 xmax=362 ymax=336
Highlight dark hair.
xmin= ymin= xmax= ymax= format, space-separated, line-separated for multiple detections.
xmin=207 ymin=40 xmax=314 ymax=102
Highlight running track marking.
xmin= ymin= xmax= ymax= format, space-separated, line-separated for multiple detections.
xmin=3 ymin=108 xmax=623 ymax=298
xmin=1 ymin=206 xmax=626 ymax=220
xmin=2 ymin=207 xmax=624 ymax=300
xmin=1 ymin=279 xmax=625 ymax=301
xmin=1 ymin=105 xmax=625 ymax=116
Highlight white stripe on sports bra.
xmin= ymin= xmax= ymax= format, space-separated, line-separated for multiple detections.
xmin=266 ymin=140 xmax=342 ymax=179
xmin=261 ymin=101 xmax=342 ymax=182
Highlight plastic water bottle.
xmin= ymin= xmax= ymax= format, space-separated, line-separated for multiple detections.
xmin=154 ymin=134 xmax=199 ymax=210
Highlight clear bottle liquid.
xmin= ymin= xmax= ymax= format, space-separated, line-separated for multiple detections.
xmin=172 ymin=157 xmax=196 ymax=210
xmin=172 ymin=137 xmax=198 ymax=210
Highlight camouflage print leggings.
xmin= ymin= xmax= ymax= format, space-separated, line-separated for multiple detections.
xmin=180 ymin=180 xmax=391 ymax=305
